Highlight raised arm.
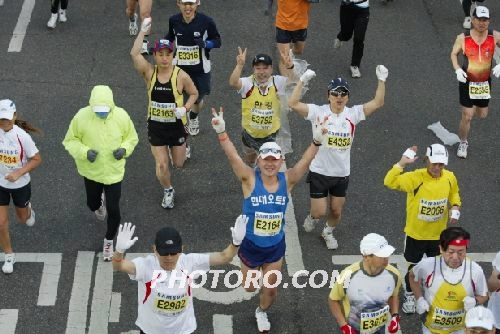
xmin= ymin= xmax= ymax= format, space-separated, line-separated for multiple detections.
xmin=362 ymin=65 xmax=387 ymax=117
xmin=112 ymin=223 xmax=139 ymax=275
xmin=209 ymin=215 xmax=248 ymax=266
xmin=130 ymin=18 xmax=154 ymax=85
xmin=288 ymin=70 xmax=316 ymax=118
xmin=229 ymin=47 xmax=246 ymax=90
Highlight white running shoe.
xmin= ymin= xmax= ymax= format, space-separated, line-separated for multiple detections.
xmin=0 ymin=0 xmax=4 ymax=7
xmin=47 ymin=13 xmax=58 ymax=29
xmin=303 ymin=215 xmax=318 ymax=233
xmin=95 ymin=193 xmax=107 ymax=221
xmin=457 ymin=141 xmax=468 ymax=159
xmin=350 ymin=66 xmax=361 ymax=78
xmin=129 ymin=13 xmax=138 ymax=35
xmin=321 ymin=230 xmax=339 ymax=250
xmin=333 ymin=38 xmax=343 ymax=49
xmin=58 ymin=9 xmax=67 ymax=22
xmin=2 ymin=253 xmax=15 ymax=274
xmin=187 ymin=115 xmax=200 ymax=136
xmin=186 ymin=144 xmax=191 ymax=159
xmin=402 ymin=292 xmax=416 ymax=314
xmin=161 ymin=188 xmax=175 ymax=209
xmin=255 ymin=307 xmax=271 ymax=333
xmin=141 ymin=40 xmax=150 ymax=55
xmin=26 ymin=203 xmax=36 ymax=227
xmin=103 ymin=239 xmax=113 ymax=262
xmin=463 ymin=16 xmax=471 ymax=29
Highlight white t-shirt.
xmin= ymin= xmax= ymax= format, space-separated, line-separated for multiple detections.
xmin=306 ymin=104 xmax=365 ymax=177
xmin=488 ymin=253 xmax=500 ymax=329
xmin=0 ymin=125 xmax=39 ymax=189
xmin=238 ymin=75 xmax=288 ymax=98
xmin=130 ymin=253 xmax=210 ymax=334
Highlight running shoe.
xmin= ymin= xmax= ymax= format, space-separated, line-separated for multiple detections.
xmin=161 ymin=188 xmax=175 ymax=209
xmin=303 ymin=215 xmax=318 ymax=233
xmin=321 ymin=230 xmax=339 ymax=250
xmin=95 ymin=193 xmax=107 ymax=221
xmin=457 ymin=141 xmax=468 ymax=159
xmin=141 ymin=40 xmax=150 ymax=55
xmin=2 ymin=253 xmax=15 ymax=274
xmin=47 ymin=13 xmax=58 ymax=29
xmin=402 ymin=292 xmax=416 ymax=314
xmin=0 ymin=0 xmax=4 ymax=7
xmin=186 ymin=144 xmax=191 ymax=159
xmin=187 ymin=114 xmax=200 ymax=136
xmin=350 ymin=66 xmax=361 ymax=78
xmin=129 ymin=13 xmax=138 ymax=35
xmin=463 ymin=16 xmax=471 ymax=29
xmin=103 ymin=239 xmax=113 ymax=262
xmin=333 ymin=38 xmax=343 ymax=49
xmin=255 ymin=307 xmax=271 ymax=333
xmin=58 ymin=9 xmax=67 ymax=22
xmin=26 ymin=203 xmax=36 ymax=227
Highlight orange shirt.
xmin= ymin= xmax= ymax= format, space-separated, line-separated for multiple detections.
xmin=463 ymin=30 xmax=495 ymax=82
xmin=275 ymin=0 xmax=311 ymax=31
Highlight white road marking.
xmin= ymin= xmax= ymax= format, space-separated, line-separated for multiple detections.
xmin=109 ymin=292 xmax=121 ymax=323
xmin=213 ymin=314 xmax=233 ymax=334
xmin=88 ymin=254 xmax=113 ymax=334
xmin=66 ymin=251 xmax=94 ymax=334
xmin=0 ymin=309 xmax=18 ymax=334
xmin=8 ymin=0 xmax=35 ymax=52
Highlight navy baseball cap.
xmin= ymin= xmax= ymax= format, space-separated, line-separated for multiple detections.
xmin=252 ymin=54 xmax=272 ymax=66
xmin=328 ymin=77 xmax=350 ymax=93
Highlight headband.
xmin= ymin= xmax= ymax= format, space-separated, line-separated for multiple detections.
xmin=449 ymin=239 xmax=469 ymax=247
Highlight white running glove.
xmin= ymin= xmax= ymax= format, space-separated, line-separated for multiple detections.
xmin=141 ymin=17 xmax=151 ymax=33
xmin=455 ymin=68 xmax=467 ymax=83
xmin=116 ymin=222 xmax=139 ymax=253
xmin=300 ymin=69 xmax=316 ymax=85
xmin=174 ymin=107 xmax=186 ymax=119
xmin=211 ymin=108 xmax=226 ymax=134
xmin=492 ymin=64 xmax=500 ymax=78
xmin=402 ymin=148 xmax=416 ymax=159
xmin=312 ymin=116 xmax=328 ymax=145
xmin=450 ymin=209 xmax=460 ymax=221
xmin=231 ymin=215 xmax=248 ymax=246
xmin=416 ymin=297 xmax=430 ymax=315
xmin=463 ymin=296 xmax=476 ymax=311
xmin=376 ymin=65 xmax=389 ymax=82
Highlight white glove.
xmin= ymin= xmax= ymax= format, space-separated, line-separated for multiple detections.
xmin=455 ymin=68 xmax=467 ymax=83
xmin=312 ymin=116 xmax=328 ymax=145
xmin=492 ymin=64 xmax=500 ymax=78
xmin=403 ymin=148 xmax=416 ymax=159
xmin=416 ymin=297 xmax=430 ymax=315
xmin=116 ymin=223 xmax=139 ymax=253
xmin=231 ymin=215 xmax=248 ymax=246
xmin=450 ymin=209 xmax=460 ymax=220
xmin=141 ymin=17 xmax=151 ymax=33
xmin=211 ymin=108 xmax=226 ymax=134
xmin=463 ymin=296 xmax=476 ymax=311
xmin=376 ymin=65 xmax=389 ymax=82
xmin=174 ymin=107 xmax=186 ymax=119
xmin=300 ymin=69 xmax=316 ymax=85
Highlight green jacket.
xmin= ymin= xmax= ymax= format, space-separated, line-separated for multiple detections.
xmin=62 ymin=85 xmax=139 ymax=184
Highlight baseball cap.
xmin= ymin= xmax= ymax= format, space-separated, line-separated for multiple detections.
xmin=153 ymin=39 xmax=175 ymax=53
xmin=155 ymin=227 xmax=182 ymax=255
xmin=180 ymin=0 xmax=198 ymax=3
xmin=92 ymin=105 xmax=111 ymax=113
xmin=426 ymin=143 xmax=448 ymax=165
xmin=0 ymin=99 xmax=16 ymax=120
xmin=465 ymin=306 xmax=494 ymax=330
xmin=473 ymin=6 xmax=489 ymax=19
xmin=328 ymin=77 xmax=350 ymax=93
xmin=493 ymin=251 xmax=500 ymax=271
xmin=360 ymin=233 xmax=395 ymax=257
xmin=252 ymin=54 xmax=272 ymax=66
xmin=259 ymin=142 xmax=282 ymax=159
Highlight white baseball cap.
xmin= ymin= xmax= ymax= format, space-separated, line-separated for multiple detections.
xmin=360 ymin=233 xmax=395 ymax=258
xmin=92 ymin=105 xmax=111 ymax=113
xmin=259 ymin=142 xmax=282 ymax=159
xmin=473 ymin=6 xmax=490 ymax=19
xmin=426 ymin=144 xmax=448 ymax=165
xmin=465 ymin=306 xmax=494 ymax=330
xmin=0 ymin=99 xmax=16 ymax=120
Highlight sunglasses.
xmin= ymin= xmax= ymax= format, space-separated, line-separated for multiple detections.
xmin=259 ymin=148 xmax=281 ymax=155
xmin=160 ymin=252 xmax=179 ymax=256
xmin=330 ymin=90 xmax=349 ymax=97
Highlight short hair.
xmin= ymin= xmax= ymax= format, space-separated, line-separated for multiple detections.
xmin=440 ymin=226 xmax=470 ymax=251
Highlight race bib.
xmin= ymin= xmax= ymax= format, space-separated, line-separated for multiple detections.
xmin=469 ymin=81 xmax=490 ymax=99
xmin=253 ymin=212 xmax=283 ymax=237
xmin=250 ymin=108 xmax=273 ymax=130
xmin=359 ymin=305 xmax=389 ymax=334
xmin=417 ymin=198 xmax=447 ymax=222
xmin=430 ymin=307 xmax=465 ymax=331
xmin=149 ymin=101 xmax=176 ymax=123
xmin=0 ymin=153 xmax=19 ymax=167
xmin=176 ymin=45 xmax=200 ymax=66
xmin=154 ymin=295 xmax=188 ymax=316
xmin=326 ymin=134 xmax=351 ymax=149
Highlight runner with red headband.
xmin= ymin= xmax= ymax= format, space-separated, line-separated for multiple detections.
xmin=408 ymin=227 xmax=488 ymax=334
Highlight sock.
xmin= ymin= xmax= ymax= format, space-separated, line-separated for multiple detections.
xmin=189 ymin=111 xmax=198 ymax=120
xmin=323 ymin=224 xmax=334 ymax=234
xmin=164 ymin=187 xmax=173 ymax=193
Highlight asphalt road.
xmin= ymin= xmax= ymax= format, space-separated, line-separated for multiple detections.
xmin=0 ymin=0 xmax=499 ymax=333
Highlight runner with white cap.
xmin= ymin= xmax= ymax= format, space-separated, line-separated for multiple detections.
xmin=466 ymin=306 xmax=496 ymax=334
xmin=329 ymin=233 xmax=402 ymax=334
xmin=384 ymin=144 xmax=462 ymax=314
xmin=487 ymin=251 xmax=500 ymax=334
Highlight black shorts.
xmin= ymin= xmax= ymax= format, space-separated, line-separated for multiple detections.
xmin=184 ymin=72 xmax=211 ymax=104
xmin=147 ymin=121 xmax=187 ymax=147
xmin=0 ymin=183 xmax=31 ymax=207
xmin=459 ymin=80 xmax=491 ymax=108
xmin=241 ymin=130 xmax=278 ymax=152
xmin=403 ymin=235 xmax=440 ymax=264
xmin=306 ymin=171 xmax=349 ymax=198
xmin=276 ymin=27 xmax=308 ymax=44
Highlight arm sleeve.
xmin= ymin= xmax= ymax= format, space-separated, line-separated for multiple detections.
xmin=62 ymin=116 xmax=89 ymax=161
xmin=448 ymin=173 xmax=461 ymax=207
xmin=118 ymin=110 xmax=139 ymax=157
xmin=383 ymin=166 xmax=418 ymax=193
xmin=206 ymin=18 xmax=221 ymax=49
